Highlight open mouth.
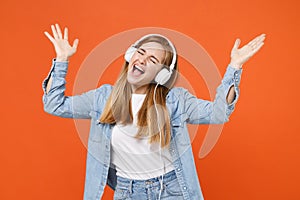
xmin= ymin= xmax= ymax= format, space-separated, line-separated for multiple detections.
xmin=133 ymin=65 xmax=145 ymax=74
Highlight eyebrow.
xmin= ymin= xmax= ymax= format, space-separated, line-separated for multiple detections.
xmin=139 ymin=48 xmax=161 ymax=63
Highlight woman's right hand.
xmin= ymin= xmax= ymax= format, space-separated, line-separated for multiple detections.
xmin=44 ymin=23 xmax=79 ymax=62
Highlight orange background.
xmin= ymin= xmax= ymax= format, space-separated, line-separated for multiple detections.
xmin=1 ymin=0 xmax=299 ymax=199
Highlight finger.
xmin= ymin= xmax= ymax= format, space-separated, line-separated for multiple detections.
xmin=252 ymin=34 xmax=266 ymax=45
xmin=44 ymin=31 xmax=55 ymax=43
xmin=260 ymin=33 xmax=266 ymax=38
xmin=250 ymin=42 xmax=264 ymax=56
xmin=72 ymin=38 xmax=79 ymax=49
xmin=248 ymin=34 xmax=265 ymax=47
xmin=51 ymin=24 xmax=59 ymax=39
xmin=233 ymin=38 xmax=241 ymax=50
xmin=249 ymin=36 xmax=265 ymax=50
xmin=64 ymin=27 xmax=68 ymax=40
xmin=55 ymin=23 xmax=63 ymax=39
xmin=248 ymin=37 xmax=259 ymax=47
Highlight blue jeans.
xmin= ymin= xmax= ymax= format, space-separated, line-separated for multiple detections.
xmin=114 ymin=170 xmax=184 ymax=200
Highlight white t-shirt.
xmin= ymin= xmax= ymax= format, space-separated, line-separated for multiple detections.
xmin=110 ymin=93 xmax=174 ymax=180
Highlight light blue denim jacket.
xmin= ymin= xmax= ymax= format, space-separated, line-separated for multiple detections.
xmin=42 ymin=59 xmax=243 ymax=200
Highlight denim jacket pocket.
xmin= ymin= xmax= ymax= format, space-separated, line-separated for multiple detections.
xmin=171 ymin=115 xmax=191 ymax=147
xmin=171 ymin=116 xmax=184 ymax=127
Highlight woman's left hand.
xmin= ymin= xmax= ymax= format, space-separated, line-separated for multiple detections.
xmin=229 ymin=33 xmax=266 ymax=69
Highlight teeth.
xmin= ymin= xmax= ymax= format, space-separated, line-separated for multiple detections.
xmin=134 ymin=65 xmax=145 ymax=73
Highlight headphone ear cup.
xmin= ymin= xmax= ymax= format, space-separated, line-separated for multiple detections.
xmin=124 ymin=46 xmax=137 ymax=62
xmin=155 ymin=68 xmax=172 ymax=85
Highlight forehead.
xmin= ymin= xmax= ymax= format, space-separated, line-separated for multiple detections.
xmin=139 ymin=42 xmax=166 ymax=61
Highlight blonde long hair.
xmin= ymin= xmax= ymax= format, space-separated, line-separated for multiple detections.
xmin=99 ymin=35 xmax=178 ymax=147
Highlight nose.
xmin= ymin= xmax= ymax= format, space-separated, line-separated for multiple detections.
xmin=138 ymin=53 xmax=147 ymax=65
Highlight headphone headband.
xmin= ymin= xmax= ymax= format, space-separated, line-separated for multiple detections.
xmin=129 ymin=33 xmax=177 ymax=73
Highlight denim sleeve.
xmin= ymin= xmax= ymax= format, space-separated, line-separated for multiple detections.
xmin=42 ymin=59 xmax=96 ymax=119
xmin=184 ymin=65 xmax=243 ymax=124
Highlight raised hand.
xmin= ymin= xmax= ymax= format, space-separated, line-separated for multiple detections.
xmin=229 ymin=33 xmax=266 ymax=69
xmin=44 ymin=23 xmax=79 ymax=61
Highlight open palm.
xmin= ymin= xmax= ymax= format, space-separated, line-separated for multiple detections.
xmin=44 ymin=23 xmax=79 ymax=61
xmin=230 ymin=33 xmax=266 ymax=69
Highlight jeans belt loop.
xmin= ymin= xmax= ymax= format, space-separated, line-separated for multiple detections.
xmin=129 ymin=180 xmax=133 ymax=195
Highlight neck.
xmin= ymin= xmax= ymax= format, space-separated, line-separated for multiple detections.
xmin=131 ymin=84 xmax=149 ymax=94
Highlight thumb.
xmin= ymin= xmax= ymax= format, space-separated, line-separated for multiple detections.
xmin=233 ymin=38 xmax=241 ymax=50
xmin=72 ymin=38 xmax=79 ymax=49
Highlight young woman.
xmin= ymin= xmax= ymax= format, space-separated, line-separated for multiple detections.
xmin=43 ymin=24 xmax=265 ymax=200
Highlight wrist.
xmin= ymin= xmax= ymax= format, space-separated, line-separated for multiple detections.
xmin=56 ymin=56 xmax=69 ymax=62
xmin=229 ymin=62 xmax=242 ymax=69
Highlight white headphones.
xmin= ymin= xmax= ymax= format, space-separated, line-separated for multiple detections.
xmin=124 ymin=34 xmax=177 ymax=85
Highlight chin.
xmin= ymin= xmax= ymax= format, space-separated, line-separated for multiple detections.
xmin=127 ymin=77 xmax=138 ymax=86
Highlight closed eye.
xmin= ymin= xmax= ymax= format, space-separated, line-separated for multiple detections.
xmin=137 ymin=50 xmax=144 ymax=55
xmin=138 ymin=48 xmax=160 ymax=64
xmin=150 ymin=58 xmax=157 ymax=64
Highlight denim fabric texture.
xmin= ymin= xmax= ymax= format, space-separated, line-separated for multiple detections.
xmin=42 ymin=59 xmax=243 ymax=200
xmin=114 ymin=170 xmax=184 ymax=200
